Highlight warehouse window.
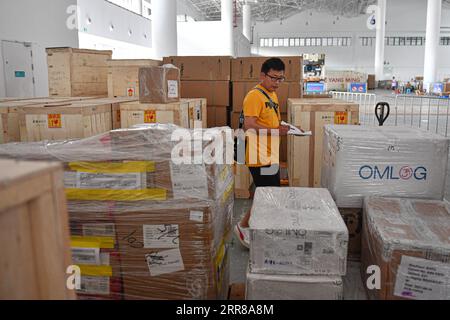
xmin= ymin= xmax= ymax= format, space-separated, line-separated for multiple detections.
xmin=440 ymin=37 xmax=450 ymax=45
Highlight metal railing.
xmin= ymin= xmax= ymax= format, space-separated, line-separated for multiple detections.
xmin=331 ymin=92 xmax=377 ymax=125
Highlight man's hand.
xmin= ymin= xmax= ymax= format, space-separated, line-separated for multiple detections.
xmin=278 ymin=124 xmax=290 ymax=136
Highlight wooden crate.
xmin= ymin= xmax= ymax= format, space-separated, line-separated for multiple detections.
xmin=234 ymin=163 xmax=252 ymax=199
xmin=120 ymin=98 xmax=206 ymax=129
xmin=0 ymin=160 xmax=74 ymax=299
xmin=71 ymin=97 xmax=138 ymax=130
xmin=107 ymin=59 xmax=162 ymax=98
xmin=0 ymin=97 xmax=98 ymax=143
xmin=287 ymin=98 xmax=359 ymax=188
xmin=47 ymin=48 xmax=112 ymax=97
xmin=19 ymin=101 xmax=113 ymax=142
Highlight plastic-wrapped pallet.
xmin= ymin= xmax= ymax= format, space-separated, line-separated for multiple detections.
xmin=361 ymin=196 xmax=450 ymax=300
xmin=249 ymin=187 xmax=348 ymax=276
xmin=246 ymin=266 xmax=343 ymax=300
xmin=0 ymin=124 xmax=234 ymax=300
xmin=322 ymin=125 xmax=449 ymax=208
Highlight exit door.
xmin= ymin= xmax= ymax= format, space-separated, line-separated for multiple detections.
xmin=2 ymin=40 xmax=35 ymax=97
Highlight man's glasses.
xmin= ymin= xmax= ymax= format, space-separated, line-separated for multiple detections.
xmin=265 ymin=73 xmax=285 ymax=83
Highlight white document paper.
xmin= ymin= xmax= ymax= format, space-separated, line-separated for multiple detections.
xmin=281 ymin=121 xmax=312 ymax=136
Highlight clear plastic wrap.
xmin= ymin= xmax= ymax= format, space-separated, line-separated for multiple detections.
xmin=361 ymin=196 xmax=450 ymax=300
xmin=246 ymin=266 xmax=343 ymax=300
xmin=249 ymin=187 xmax=348 ymax=276
xmin=139 ymin=64 xmax=180 ymax=104
xmin=322 ymin=125 xmax=449 ymax=208
xmin=0 ymin=124 xmax=234 ymax=300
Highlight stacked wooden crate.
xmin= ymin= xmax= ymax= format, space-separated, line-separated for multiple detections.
xmin=0 ymin=97 xmax=99 ymax=143
xmin=164 ymin=56 xmax=231 ymax=128
xmin=47 ymin=48 xmax=112 ymax=97
xmin=107 ymin=59 xmax=162 ymax=98
xmin=0 ymin=159 xmax=74 ymax=299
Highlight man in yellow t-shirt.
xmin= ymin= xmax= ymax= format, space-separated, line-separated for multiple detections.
xmin=234 ymin=58 xmax=295 ymax=248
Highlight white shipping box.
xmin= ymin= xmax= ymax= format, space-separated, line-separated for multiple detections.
xmin=246 ymin=268 xmax=343 ymax=300
xmin=249 ymin=187 xmax=348 ymax=276
xmin=322 ymin=125 xmax=449 ymax=208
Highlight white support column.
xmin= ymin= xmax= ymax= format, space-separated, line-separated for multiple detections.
xmin=222 ymin=0 xmax=234 ymax=56
xmin=152 ymin=0 xmax=177 ymax=59
xmin=243 ymin=3 xmax=252 ymax=42
xmin=374 ymin=0 xmax=387 ymax=81
xmin=424 ymin=0 xmax=442 ymax=89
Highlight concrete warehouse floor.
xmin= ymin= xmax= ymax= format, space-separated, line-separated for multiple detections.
xmin=230 ymin=198 xmax=368 ymax=300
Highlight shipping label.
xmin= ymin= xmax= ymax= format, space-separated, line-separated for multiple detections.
xmin=167 ymin=80 xmax=179 ymax=98
xmin=169 ymin=163 xmax=208 ymax=199
xmin=48 ymin=114 xmax=62 ymax=128
xmin=394 ymin=256 xmax=450 ymax=300
xmin=71 ymin=247 xmax=101 ymax=265
xmin=145 ymin=248 xmax=185 ymax=277
xmin=144 ymin=110 xmax=156 ymax=123
xmin=78 ymin=276 xmax=110 ymax=295
xmin=143 ymin=224 xmax=180 ymax=248
xmin=76 ymin=172 xmax=144 ymax=190
xmin=189 ymin=210 xmax=204 ymax=223
xmin=82 ymin=223 xmax=116 ymax=237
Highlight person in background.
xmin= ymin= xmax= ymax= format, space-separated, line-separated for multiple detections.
xmin=392 ymin=76 xmax=398 ymax=93
xmin=233 ymin=58 xmax=296 ymax=248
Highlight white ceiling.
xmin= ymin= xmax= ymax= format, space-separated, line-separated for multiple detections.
xmin=186 ymin=0 xmax=450 ymax=22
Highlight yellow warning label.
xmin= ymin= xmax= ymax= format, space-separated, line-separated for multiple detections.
xmin=144 ymin=110 xmax=156 ymax=123
xmin=48 ymin=114 xmax=62 ymax=128
xmin=334 ymin=112 xmax=348 ymax=124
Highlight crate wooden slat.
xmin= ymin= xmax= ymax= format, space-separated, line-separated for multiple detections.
xmin=47 ymin=48 xmax=112 ymax=97
xmin=287 ymin=98 xmax=359 ymax=188
xmin=120 ymin=98 xmax=206 ymax=129
xmin=19 ymin=101 xmax=113 ymax=142
xmin=0 ymin=160 xmax=74 ymax=300
xmin=107 ymin=59 xmax=162 ymax=98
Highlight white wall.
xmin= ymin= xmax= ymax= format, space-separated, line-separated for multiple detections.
xmin=77 ymin=0 xmax=153 ymax=58
xmin=252 ymin=0 xmax=450 ymax=81
xmin=0 ymin=0 xmax=79 ymax=97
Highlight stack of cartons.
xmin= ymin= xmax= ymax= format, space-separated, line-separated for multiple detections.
xmin=119 ymin=65 xmax=207 ymax=129
xmin=0 ymin=159 xmax=75 ymax=299
xmin=163 ymin=56 xmax=231 ymax=128
xmin=231 ymin=56 xmax=303 ymax=163
xmin=0 ymin=124 xmax=234 ymax=300
xmin=321 ymin=125 xmax=449 ymax=259
xmin=361 ymin=196 xmax=450 ymax=300
xmin=107 ymin=59 xmax=162 ymax=98
xmin=46 ymin=48 xmax=112 ymax=97
xmin=246 ymin=187 xmax=348 ymax=300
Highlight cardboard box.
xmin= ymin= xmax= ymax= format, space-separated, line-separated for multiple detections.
xmin=339 ymin=208 xmax=362 ymax=260
xmin=232 ymin=56 xmax=303 ymax=82
xmin=181 ymin=81 xmax=230 ymax=106
xmin=139 ymin=65 xmax=180 ymax=104
xmin=287 ymin=99 xmax=359 ymax=188
xmin=321 ymin=125 xmax=449 ymax=208
xmin=368 ymin=74 xmax=376 ymax=90
xmin=163 ymin=56 xmax=231 ymax=81
xmin=249 ymin=187 xmax=348 ymax=276
xmin=107 ymin=59 xmax=162 ymax=98
xmin=246 ymin=269 xmax=343 ymax=300
xmin=207 ymin=106 xmax=228 ymax=128
xmin=0 ymin=160 xmax=75 ymax=299
xmin=234 ymin=163 xmax=252 ymax=199
xmin=361 ymin=196 xmax=450 ymax=300
xmin=47 ymin=47 xmax=112 ymax=97
xmin=232 ymin=81 xmax=301 ymax=113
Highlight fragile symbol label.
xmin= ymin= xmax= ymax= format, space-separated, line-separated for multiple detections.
xmin=144 ymin=110 xmax=156 ymax=123
xmin=127 ymin=87 xmax=135 ymax=97
xmin=334 ymin=112 xmax=348 ymax=124
xmin=48 ymin=114 xmax=62 ymax=128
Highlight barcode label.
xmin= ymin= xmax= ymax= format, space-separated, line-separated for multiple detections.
xmin=78 ymin=276 xmax=110 ymax=295
xmin=82 ymin=223 xmax=115 ymax=237
xmin=76 ymin=172 xmax=144 ymax=190
xmin=71 ymin=247 xmax=100 ymax=265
